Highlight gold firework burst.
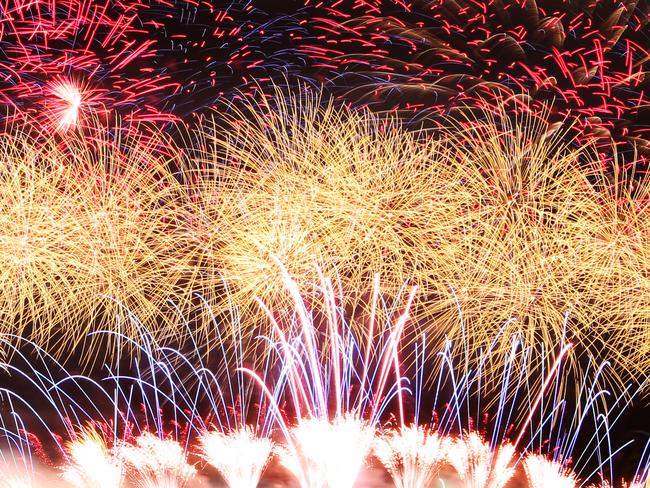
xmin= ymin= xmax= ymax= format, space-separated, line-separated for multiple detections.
xmin=184 ymin=88 xmax=649 ymax=387
xmin=0 ymin=123 xmax=192 ymax=364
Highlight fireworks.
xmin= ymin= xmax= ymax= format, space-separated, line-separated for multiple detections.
xmin=445 ymin=433 xmax=516 ymax=488
xmin=45 ymin=78 xmax=88 ymax=133
xmin=523 ymin=454 xmax=579 ymax=488
xmin=0 ymin=124 xmax=195 ymax=363
xmin=0 ymin=0 xmax=185 ymax=129
xmin=275 ymin=415 xmax=375 ymax=488
xmin=0 ymin=86 xmax=647 ymax=385
xmin=198 ymin=427 xmax=273 ymax=488
xmin=0 ymin=0 xmax=648 ymax=484
xmin=1 ymin=0 xmax=647 ymax=164
xmin=0 ymin=0 xmax=650 ymax=478
xmin=62 ymin=428 xmax=123 ymax=488
xmin=373 ymin=425 xmax=446 ymax=488
xmin=186 ymin=89 xmax=650 ymax=388
xmin=118 ymin=433 xmax=196 ymax=488
xmin=288 ymin=0 xmax=650 ymax=167
xmin=185 ymin=87 xmax=452 ymax=319
xmin=0 ymin=270 xmax=646 ymax=487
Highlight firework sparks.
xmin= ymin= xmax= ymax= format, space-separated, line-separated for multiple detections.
xmin=0 ymin=0 xmax=647 ymax=485
xmin=187 ymin=87 xmax=454 ymax=322
xmin=524 ymin=454 xmax=579 ymax=488
xmin=188 ymin=88 xmax=650 ymax=389
xmin=289 ymin=0 xmax=650 ymax=166
xmin=61 ymin=428 xmax=123 ymax=488
xmin=0 ymin=0 xmax=183 ymax=128
xmin=198 ymin=427 xmax=273 ymax=488
xmin=445 ymin=432 xmax=517 ymax=488
xmin=0 ymin=272 xmax=645 ymax=487
xmin=45 ymin=78 xmax=87 ymax=132
xmin=117 ymin=433 xmax=196 ymax=488
xmin=373 ymin=425 xmax=446 ymax=488
xmin=0 ymin=123 xmax=193 ymax=364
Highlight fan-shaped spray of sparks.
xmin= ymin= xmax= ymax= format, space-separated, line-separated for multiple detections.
xmin=117 ymin=433 xmax=196 ymax=488
xmin=372 ymin=425 xmax=446 ymax=488
xmin=275 ymin=415 xmax=375 ymax=488
xmin=248 ymin=265 xmax=414 ymax=488
xmin=61 ymin=428 xmax=123 ymax=488
xmin=524 ymin=454 xmax=579 ymax=488
xmin=198 ymin=427 xmax=273 ymax=488
xmin=445 ymin=432 xmax=517 ymax=488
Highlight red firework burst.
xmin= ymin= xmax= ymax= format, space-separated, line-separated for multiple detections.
xmin=0 ymin=0 xmax=181 ymax=130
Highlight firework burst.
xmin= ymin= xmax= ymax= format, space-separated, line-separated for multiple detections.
xmin=373 ymin=425 xmax=446 ymax=488
xmin=185 ymin=88 xmax=650 ymax=388
xmin=198 ymin=427 xmax=273 ymax=488
xmin=0 ymin=123 xmax=195 ymax=363
xmin=186 ymin=86 xmax=478 ymax=349
xmin=0 ymin=270 xmax=646 ymax=487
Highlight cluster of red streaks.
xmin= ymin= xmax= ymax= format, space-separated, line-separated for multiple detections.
xmin=0 ymin=0 xmax=181 ymax=131
xmin=0 ymin=0 xmax=646 ymax=162
xmin=292 ymin=0 xmax=649 ymax=167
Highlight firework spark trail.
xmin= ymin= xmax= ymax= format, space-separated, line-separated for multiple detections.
xmin=0 ymin=86 xmax=649 ymax=386
xmin=422 ymin=103 xmax=650 ymax=388
xmin=1 ymin=0 xmax=648 ymax=163
xmin=0 ymin=0 xmax=335 ymax=128
xmin=186 ymin=86 xmax=460 ymax=331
